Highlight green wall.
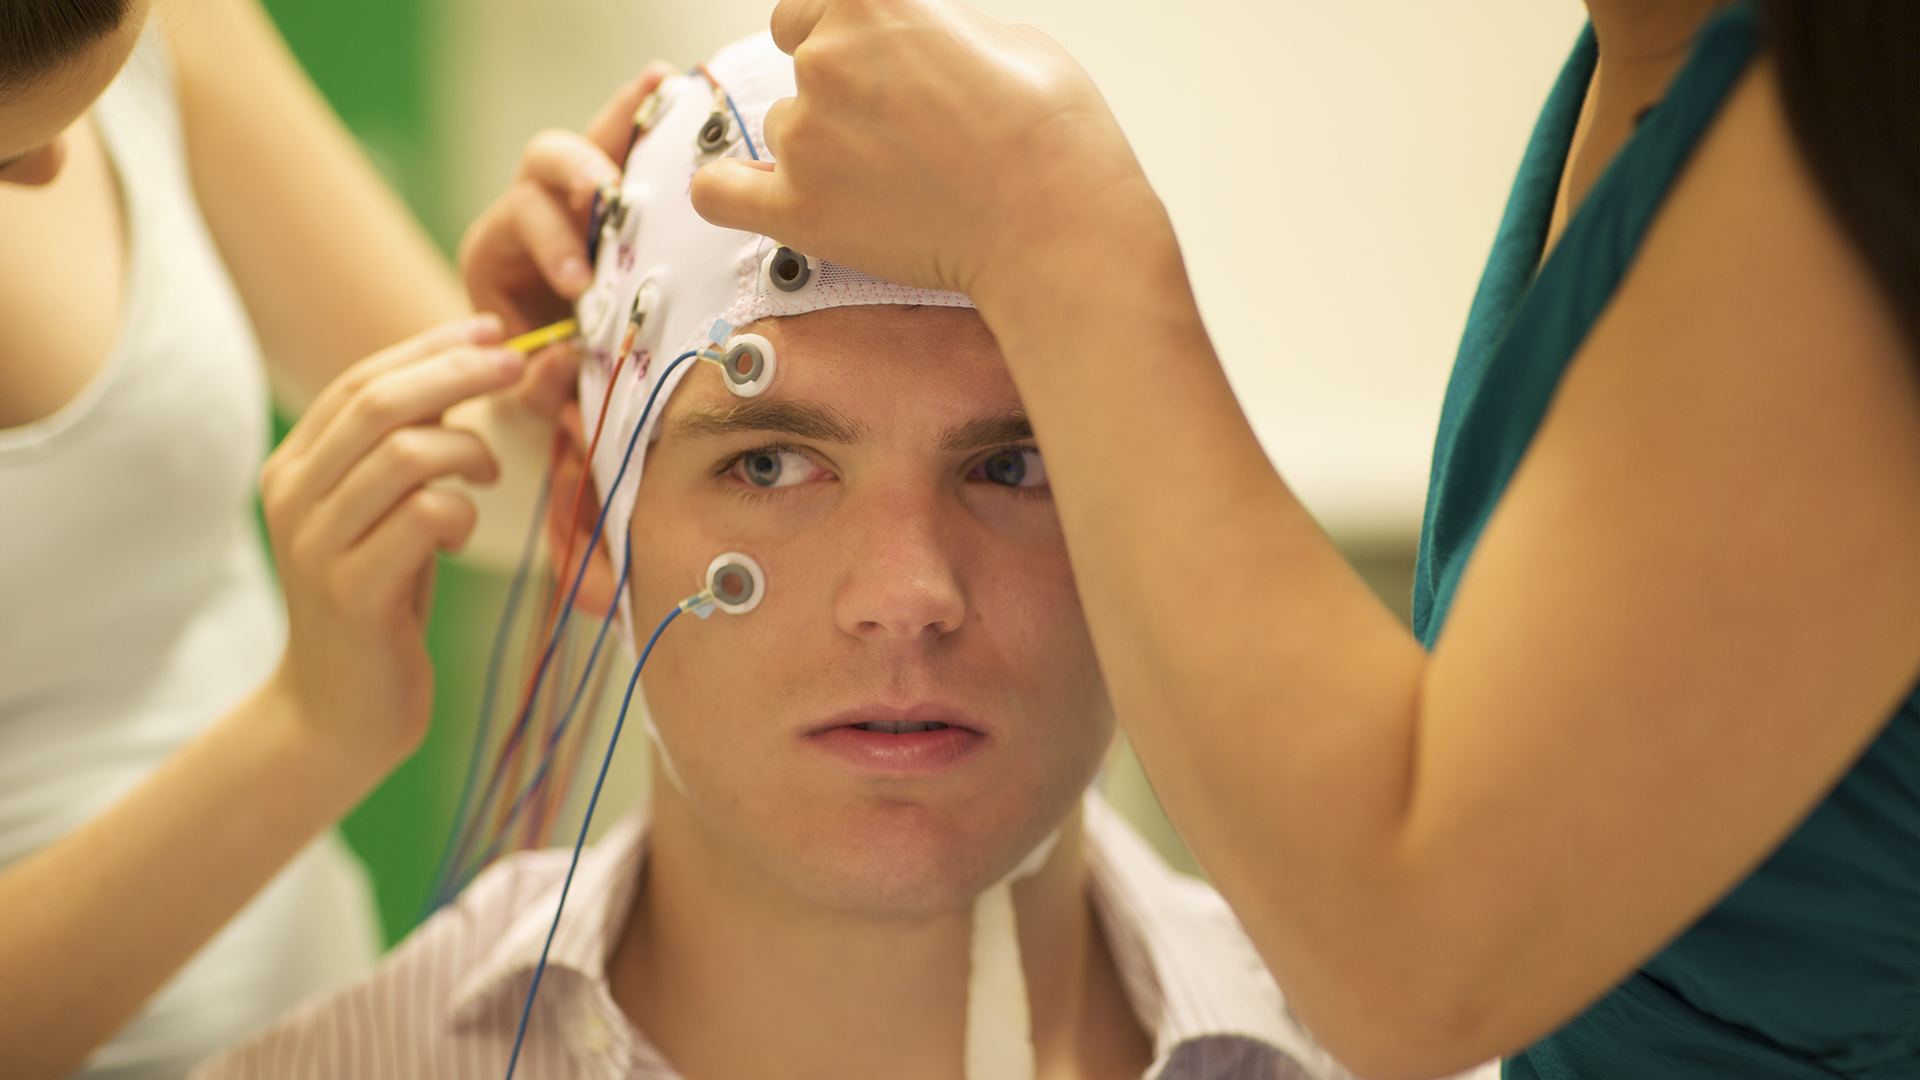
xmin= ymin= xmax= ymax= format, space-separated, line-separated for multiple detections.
xmin=258 ymin=0 xmax=492 ymax=946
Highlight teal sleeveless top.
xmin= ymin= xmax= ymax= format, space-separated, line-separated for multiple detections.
xmin=1412 ymin=4 xmax=1920 ymax=1076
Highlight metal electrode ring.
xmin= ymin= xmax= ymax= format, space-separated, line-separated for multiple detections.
xmin=718 ymin=332 xmax=777 ymax=397
xmin=695 ymin=111 xmax=731 ymax=154
xmin=705 ymin=552 xmax=765 ymax=614
xmin=761 ymin=246 xmax=816 ymax=294
xmin=629 ymin=280 xmax=659 ymax=337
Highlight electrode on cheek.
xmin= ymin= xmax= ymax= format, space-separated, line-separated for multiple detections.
xmin=680 ymin=552 xmax=767 ymax=618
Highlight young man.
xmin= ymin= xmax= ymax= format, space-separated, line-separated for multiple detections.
xmin=193 ymin=36 xmax=1491 ymax=1080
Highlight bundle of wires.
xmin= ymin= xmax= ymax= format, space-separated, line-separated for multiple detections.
xmin=421 ymin=361 xmax=637 ymax=914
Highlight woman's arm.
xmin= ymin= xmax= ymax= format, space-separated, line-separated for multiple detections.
xmin=0 ymin=319 xmax=523 ymax=1080
xmin=693 ymin=4 xmax=1920 ymax=1075
xmin=156 ymin=0 xmax=466 ymax=410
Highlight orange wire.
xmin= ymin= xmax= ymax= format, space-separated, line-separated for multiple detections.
xmin=481 ymin=343 xmax=634 ymax=852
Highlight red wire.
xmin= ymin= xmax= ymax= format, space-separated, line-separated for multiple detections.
xmin=479 ymin=344 xmax=633 ymax=854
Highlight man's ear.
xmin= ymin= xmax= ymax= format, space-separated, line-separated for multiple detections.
xmin=547 ymin=402 xmax=619 ymax=617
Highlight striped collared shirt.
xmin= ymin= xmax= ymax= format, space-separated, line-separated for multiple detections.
xmin=192 ymin=791 xmax=1499 ymax=1080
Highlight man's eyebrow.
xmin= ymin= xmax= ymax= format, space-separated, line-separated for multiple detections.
xmin=672 ymin=398 xmax=865 ymax=443
xmin=938 ymin=411 xmax=1033 ymax=452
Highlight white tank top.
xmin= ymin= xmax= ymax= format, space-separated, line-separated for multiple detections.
xmin=0 ymin=33 xmax=380 ymax=1079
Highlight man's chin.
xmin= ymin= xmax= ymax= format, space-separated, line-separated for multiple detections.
xmin=765 ymin=802 xmax=1046 ymax=917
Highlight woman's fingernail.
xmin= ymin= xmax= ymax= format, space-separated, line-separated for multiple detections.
xmin=559 ymin=257 xmax=592 ymax=294
xmin=490 ymin=347 xmax=525 ymax=374
xmin=576 ymin=161 xmax=620 ymax=192
xmin=463 ymin=312 xmax=504 ymax=339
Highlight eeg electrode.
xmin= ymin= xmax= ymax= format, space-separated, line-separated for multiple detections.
xmin=684 ymin=551 xmax=766 ymax=617
xmin=712 ymin=332 xmax=776 ymax=397
xmin=762 ymin=246 xmax=816 ymax=294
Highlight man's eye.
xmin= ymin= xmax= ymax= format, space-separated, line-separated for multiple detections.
xmin=973 ymin=448 xmax=1048 ymax=489
xmin=731 ymin=447 xmax=820 ymax=489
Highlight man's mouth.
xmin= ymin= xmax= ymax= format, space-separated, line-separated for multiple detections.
xmin=849 ymin=720 xmax=952 ymax=734
xmin=805 ymin=706 xmax=987 ymax=774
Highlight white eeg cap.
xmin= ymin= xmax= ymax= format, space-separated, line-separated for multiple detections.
xmin=574 ymin=32 xmax=973 ymax=652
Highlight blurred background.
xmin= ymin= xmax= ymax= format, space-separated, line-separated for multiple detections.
xmin=254 ymin=0 xmax=1588 ymax=946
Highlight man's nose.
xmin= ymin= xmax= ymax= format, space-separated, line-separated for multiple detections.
xmin=832 ymin=481 xmax=966 ymax=641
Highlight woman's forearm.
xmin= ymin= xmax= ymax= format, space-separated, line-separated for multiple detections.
xmin=973 ymin=200 xmax=1441 ymax=1042
xmin=162 ymin=0 xmax=467 ymax=411
xmin=0 ymin=678 xmax=386 ymax=1080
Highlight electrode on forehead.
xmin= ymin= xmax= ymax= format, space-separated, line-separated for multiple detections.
xmin=762 ymin=246 xmax=816 ymax=294
xmin=710 ymin=332 xmax=776 ymax=397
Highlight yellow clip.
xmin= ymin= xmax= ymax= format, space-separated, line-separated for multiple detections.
xmin=505 ymin=318 xmax=578 ymax=354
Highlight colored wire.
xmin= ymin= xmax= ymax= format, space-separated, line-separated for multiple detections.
xmin=423 ymin=472 xmax=551 ymax=915
xmin=440 ymin=348 xmax=639 ymax=888
xmin=502 ymin=595 xmax=682 ymax=1080
xmin=439 ymin=350 xmax=700 ymax=900
xmin=469 ymin=553 xmax=630 ymax=873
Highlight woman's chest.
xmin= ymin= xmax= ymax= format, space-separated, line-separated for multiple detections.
xmin=0 ymin=115 xmax=125 ymax=431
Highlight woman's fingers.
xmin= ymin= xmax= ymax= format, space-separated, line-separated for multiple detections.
xmin=769 ymin=0 xmax=830 ymax=54
xmin=512 ymin=341 xmax=582 ymax=421
xmin=273 ymin=344 xmax=523 ymax=516
xmin=689 ymin=157 xmax=789 ymax=243
xmin=581 ymin=61 xmax=679 ymax=161
xmin=517 ymin=130 xmax=618 ymax=215
xmin=279 ymin=316 xmax=504 ymax=459
xmin=461 ymin=62 xmax=677 ymax=332
xmin=328 ymin=486 xmax=479 ymax=622
xmin=294 ymin=426 xmax=497 ymax=560
xmin=692 ymin=0 xmax=1143 ymax=300
xmin=512 ymin=176 xmax=599 ymax=301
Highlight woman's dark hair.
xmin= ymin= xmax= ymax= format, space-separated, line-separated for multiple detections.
xmin=1764 ymin=1 xmax=1920 ymax=354
xmin=0 ymin=0 xmax=133 ymax=97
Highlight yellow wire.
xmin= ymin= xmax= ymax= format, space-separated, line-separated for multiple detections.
xmin=505 ymin=318 xmax=578 ymax=354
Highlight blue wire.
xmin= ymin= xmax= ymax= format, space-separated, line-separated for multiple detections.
xmin=470 ymin=554 xmax=630 ymax=872
xmin=724 ymin=91 xmax=760 ymax=161
xmin=703 ymin=68 xmax=760 ymax=162
xmin=496 ymin=350 xmax=702 ymax=1079
xmin=424 ymin=473 xmax=551 ymax=916
xmin=437 ymin=350 xmax=700 ymax=893
xmin=502 ymin=596 xmax=681 ymax=1080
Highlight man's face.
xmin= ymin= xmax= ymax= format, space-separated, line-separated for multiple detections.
xmin=627 ymin=305 xmax=1110 ymax=915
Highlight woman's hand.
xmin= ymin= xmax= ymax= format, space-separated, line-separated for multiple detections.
xmin=260 ymin=316 xmax=524 ymax=771
xmin=459 ymin=63 xmax=678 ymax=334
xmin=689 ymin=0 xmax=1165 ymax=304
xmin=453 ymin=62 xmax=682 ymax=566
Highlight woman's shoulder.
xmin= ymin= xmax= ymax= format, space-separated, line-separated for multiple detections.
xmin=1635 ymin=56 xmax=1905 ymax=362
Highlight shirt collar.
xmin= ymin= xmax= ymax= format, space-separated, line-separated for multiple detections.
xmin=449 ymin=806 xmax=652 ymax=1028
xmin=1081 ymin=790 xmax=1356 ymax=1080
xmin=444 ymin=787 xmax=1352 ymax=1079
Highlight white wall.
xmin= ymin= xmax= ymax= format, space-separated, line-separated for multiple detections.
xmin=436 ymin=0 xmax=1586 ymax=544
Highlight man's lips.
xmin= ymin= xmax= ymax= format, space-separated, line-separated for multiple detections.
xmin=803 ymin=705 xmax=987 ymax=775
xmin=804 ymin=705 xmax=987 ymax=738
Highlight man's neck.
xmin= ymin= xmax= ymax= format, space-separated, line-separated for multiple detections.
xmin=1545 ymin=0 xmax=1728 ymax=260
xmin=605 ymin=782 xmax=1151 ymax=1080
